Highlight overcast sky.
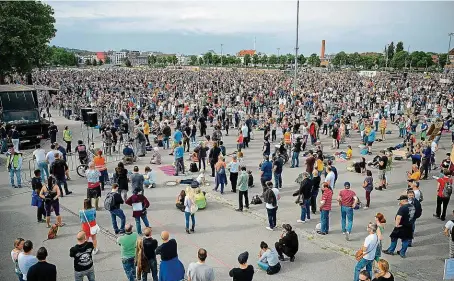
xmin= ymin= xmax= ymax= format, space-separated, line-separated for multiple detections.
xmin=47 ymin=0 xmax=454 ymax=55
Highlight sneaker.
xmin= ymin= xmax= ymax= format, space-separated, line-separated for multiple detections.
xmin=433 ymin=214 xmax=440 ymax=219
xmin=190 ymin=228 xmax=195 ymax=233
xmin=66 ymin=191 xmax=73 ymax=195
xmin=396 ymin=250 xmax=406 ymax=258
xmin=235 ymin=209 xmax=243 ymax=212
xmin=118 ymin=230 xmax=125 ymax=234
xmin=316 ymin=231 xmax=326 ymax=235
xmin=37 ymin=219 xmax=46 ymax=223
xmin=289 ymin=256 xmax=295 ymax=262
xmin=345 ymin=232 xmax=350 ymax=241
xmin=342 ymin=232 xmax=346 ymax=235
xmin=306 ymin=218 xmax=310 ymax=222
xmin=17 ymin=185 xmax=22 ymax=188
xmin=266 ymin=227 xmax=274 ymax=231
xmin=296 ymin=220 xmax=306 ymax=223
xmin=382 ymin=250 xmax=394 ymax=255
xmin=363 ymin=206 xmax=369 ymax=210
xmin=93 ymin=248 xmax=99 ymax=255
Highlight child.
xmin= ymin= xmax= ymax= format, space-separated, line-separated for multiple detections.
xmin=143 ymin=166 xmax=156 ymax=188
xmin=247 ymin=170 xmax=255 ymax=188
xmin=150 ymin=147 xmax=161 ymax=165
xmin=237 ymin=132 xmax=244 ymax=151
xmin=346 ymin=145 xmax=353 ymax=160
xmin=31 ymin=169 xmax=45 ymax=223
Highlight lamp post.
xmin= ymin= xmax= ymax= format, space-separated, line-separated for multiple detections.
xmin=385 ymin=44 xmax=389 ymax=69
xmin=294 ymin=0 xmax=300 ymax=93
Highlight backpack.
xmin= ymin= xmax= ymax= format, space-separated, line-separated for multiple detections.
xmin=47 ymin=224 xmax=59 ymax=240
xmin=250 ymin=195 xmax=262 ymax=205
xmin=190 ymin=162 xmax=199 ymax=173
xmin=104 ymin=192 xmax=115 ymax=211
xmin=443 ymin=179 xmax=453 ymax=198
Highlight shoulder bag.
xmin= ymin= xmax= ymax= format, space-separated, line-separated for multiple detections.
xmin=355 ymin=234 xmax=379 ymax=261
xmin=83 ymin=210 xmax=100 ymax=235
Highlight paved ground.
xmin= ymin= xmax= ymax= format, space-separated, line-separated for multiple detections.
xmin=0 ymin=111 xmax=451 ymax=281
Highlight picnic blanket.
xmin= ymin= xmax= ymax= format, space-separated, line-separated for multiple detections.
xmin=159 ymin=165 xmax=176 ymax=176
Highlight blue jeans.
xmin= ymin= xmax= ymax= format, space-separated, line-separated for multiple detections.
xmin=266 ymin=207 xmax=278 ymax=229
xmin=185 ymin=211 xmax=195 ymax=230
xmin=135 ymin=214 xmax=150 ymax=235
xmin=300 ymin=199 xmax=311 ymax=221
xmin=274 ymin=173 xmax=282 ymax=189
xmin=9 ymin=169 xmax=21 ymax=186
xmin=353 ymin=258 xmax=373 ymax=281
xmin=163 ymin=137 xmax=169 ymax=149
xmin=291 ymin=152 xmax=300 ymax=167
xmin=409 ymin=221 xmax=416 ymax=246
xmin=341 ymin=206 xmax=354 ymax=233
xmin=257 ymin=261 xmax=269 ymax=271
xmin=74 ymin=267 xmax=96 ymax=281
xmin=320 ymin=210 xmax=329 ymax=233
xmin=190 ymin=135 xmax=196 ymax=143
xmin=142 ymin=258 xmax=158 ymax=281
xmin=15 ymin=272 xmax=23 ymax=281
xmin=374 ymin=121 xmax=379 ymax=131
xmin=122 ymin=257 xmax=136 ymax=281
xmin=110 ymin=208 xmax=126 ymax=233
xmin=386 ymin=237 xmax=410 ymax=257
xmin=37 ymin=161 xmax=49 ymax=182
xmin=215 ymin=173 xmax=225 ymax=193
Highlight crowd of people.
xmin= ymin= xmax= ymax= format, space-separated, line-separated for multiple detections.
xmin=6 ymin=67 xmax=454 ymax=281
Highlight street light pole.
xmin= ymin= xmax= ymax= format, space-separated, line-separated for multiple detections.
xmin=277 ymin=48 xmax=280 ymax=57
xmin=294 ymin=0 xmax=299 ymax=93
xmin=385 ymin=44 xmax=389 ymax=69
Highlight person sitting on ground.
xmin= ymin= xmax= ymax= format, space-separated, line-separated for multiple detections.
xmin=143 ymin=166 xmax=156 ymax=188
xmin=122 ymin=143 xmax=136 ymax=164
xmin=275 ymin=224 xmax=298 ymax=262
xmin=346 ymin=145 xmax=353 ymax=160
xmin=150 ymin=147 xmax=162 ymax=165
xmin=257 ymin=241 xmax=281 ymax=275
xmin=175 ymin=190 xmax=186 ymax=212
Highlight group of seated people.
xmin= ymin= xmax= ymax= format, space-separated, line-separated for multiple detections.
xmin=122 ymin=143 xmax=162 ymax=165
xmin=175 ymin=173 xmax=208 ymax=210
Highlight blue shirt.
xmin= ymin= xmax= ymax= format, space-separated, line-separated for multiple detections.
xmin=79 ymin=208 xmax=96 ymax=223
xmin=175 ymin=146 xmax=184 ymax=159
xmin=261 ymin=160 xmax=273 ymax=180
xmin=174 ymin=130 xmax=183 ymax=143
xmin=368 ymin=130 xmax=376 ymax=142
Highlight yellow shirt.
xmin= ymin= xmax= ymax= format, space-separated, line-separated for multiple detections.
xmin=346 ymin=149 xmax=353 ymax=159
xmin=316 ymin=159 xmax=324 ymax=172
xmin=144 ymin=122 xmax=150 ymax=135
xmin=409 ymin=171 xmax=421 ymax=181
xmin=284 ymin=132 xmax=291 ymax=144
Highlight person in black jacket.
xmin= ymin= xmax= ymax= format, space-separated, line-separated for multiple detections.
xmin=115 ymin=162 xmax=129 ymax=201
xmin=209 ymin=142 xmax=222 ymax=177
xmin=162 ymin=123 xmax=171 ymax=150
xmin=27 ymin=247 xmax=57 ymax=281
xmin=293 ymin=172 xmax=313 ymax=223
xmin=109 ymin=183 xmax=126 ymax=234
xmin=275 ymin=224 xmax=299 ymax=262
xmin=311 ymin=169 xmax=321 ymax=214
xmin=407 ymin=190 xmax=422 ymax=247
xmin=194 ymin=142 xmax=209 ymax=171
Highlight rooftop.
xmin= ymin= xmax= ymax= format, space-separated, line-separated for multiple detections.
xmin=237 ymin=50 xmax=256 ymax=57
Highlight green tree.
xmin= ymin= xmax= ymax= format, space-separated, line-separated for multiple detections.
xmin=169 ymin=55 xmax=178 ymax=65
xmin=261 ymin=54 xmax=268 ymax=66
xmin=332 ymin=51 xmax=348 ymax=67
xmin=348 ymin=52 xmax=361 ymax=67
xmin=438 ymin=54 xmax=447 ymax=68
xmin=396 ymin=41 xmax=404 ymax=53
xmin=98 ymin=59 xmax=103 ymax=66
xmin=252 ymin=54 xmax=259 ymax=66
xmin=105 ymin=57 xmax=111 ymax=64
xmin=286 ymin=54 xmax=295 ymax=65
xmin=307 ymin=53 xmax=320 ymax=67
xmin=85 ymin=59 xmax=91 ymax=66
xmin=212 ymin=54 xmax=220 ymax=65
xmin=203 ymin=52 xmax=213 ymax=65
xmin=359 ymin=55 xmax=376 ymax=70
xmin=387 ymin=42 xmax=395 ymax=60
xmin=268 ymin=55 xmax=278 ymax=65
xmin=244 ymin=54 xmax=251 ymax=66
xmin=278 ymin=55 xmax=287 ymax=66
xmin=198 ymin=57 xmax=204 ymax=65
xmin=148 ymin=55 xmax=156 ymax=65
xmin=0 ymin=1 xmax=56 ymax=84
xmin=297 ymin=54 xmax=306 ymax=65
xmin=390 ymin=51 xmax=408 ymax=69
xmin=49 ymin=46 xmax=78 ymax=66
xmin=92 ymin=59 xmax=97 ymax=66
xmin=125 ymin=58 xmax=132 ymax=67
xmin=189 ymin=55 xmax=198 ymax=66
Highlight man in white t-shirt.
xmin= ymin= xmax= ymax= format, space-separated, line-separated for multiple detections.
xmin=33 ymin=145 xmax=48 ymax=182
xmin=18 ymin=240 xmax=38 ymax=281
xmin=324 ymin=166 xmax=336 ymax=189
xmin=444 ymin=210 xmax=454 ymax=258
xmin=353 ymin=223 xmax=378 ymax=281
xmin=264 ymin=182 xmax=280 ymax=231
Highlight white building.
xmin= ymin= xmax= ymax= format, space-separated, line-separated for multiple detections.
xmin=109 ymin=52 xmax=127 ymax=65
xmin=77 ymin=54 xmax=97 ymax=64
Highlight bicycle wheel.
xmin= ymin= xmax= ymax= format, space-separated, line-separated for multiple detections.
xmin=77 ymin=164 xmax=87 ymax=177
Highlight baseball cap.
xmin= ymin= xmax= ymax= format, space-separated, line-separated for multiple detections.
xmin=397 ymin=195 xmax=408 ymax=200
xmin=344 ymin=182 xmax=351 ymax=187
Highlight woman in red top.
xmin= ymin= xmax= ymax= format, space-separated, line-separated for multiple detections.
xmin=435 ymin=169 xmax=452 ymax=221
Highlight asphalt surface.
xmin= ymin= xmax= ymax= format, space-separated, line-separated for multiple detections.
xmin=0 ymin=110 xmax=451 ymax=281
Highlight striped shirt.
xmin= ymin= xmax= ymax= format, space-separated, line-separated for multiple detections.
xmin=321 ymin=188 xmax=333 ymax=211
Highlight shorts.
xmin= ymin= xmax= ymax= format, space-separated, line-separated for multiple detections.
xmin=82 ymin=220 xmax=97 ymax=238
xmin=378 ymin=169 xmax=386 ymax=180
xmin=368 ymin=141 xmax=374 ymax=146
xmin=45 ymin=200 xmax=60 ymax=216
xmin=87 ymin=186 xmax=101 ymax=199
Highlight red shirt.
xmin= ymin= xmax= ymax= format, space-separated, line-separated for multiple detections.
xmin=339 ymin=189 xmax=356 ymax=207
xmin=321 ymin=188 xmax=333 ymax=211
xmin=437 ymin=176 xmax=452 ymax=197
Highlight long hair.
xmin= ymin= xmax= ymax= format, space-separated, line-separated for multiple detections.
xmin=135 ymin=238 xmax=148 ymax=277
xmin=375 ymin=259 xmax=390 ymax=278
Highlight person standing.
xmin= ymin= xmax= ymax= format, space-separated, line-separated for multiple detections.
xmin=337 ymin=182 xmax=359 ymax=241
xmin=86 ymin=162 xmax=102 ymax=209
xmin=209 ymin=142 xmax=221 ymax=177
xmin=18 ymin=241 xmax=38 ymax=281
xmin=187 ymin=248 xmax=215 ymax=281
xmin=79 ymin=199 xmax=99 ymax=255
xmin=50 ymin=153 xmax=72 ymax=196
xmin=63 ymin=126 xmax=73 ymax=154
xmin=227 ymin=155 xmax=240 ymax=193
xmin=125 ymin=190 xmax=150 ymax=235
xmin=264 ymin=182 xmax=280 ymax=231
xmin=106 ymin=183 xmax=126 ymax=234
xmin=11 ymin=238 xmax=25 ymax=281
xmin=117 ymin=224 xmax=138 ymax=281
xmin=318 ymin=182 xmax=333 ymax=235
xmin=115 ymin=162 xmax=129 ymax=201
xmin=93 ymin=150 xmax=108 ymax=191
xmin=310 ymin=169 xmax=321 ymax=214
xmin=362 ymin=170 xmax=374 ymax=209
xmin=32 ymin=145 xmax=48 ymax=182
xmin=70 ymin=231 xmax=96 ymax=281
xmin=236 ymin=167 xmax=249 ymax=212
xmin=0 ymin=122 xmax=8 ymax=153
xmin=31 ymin=170 xmax=45 ymax=223
xmin=434 ymin=169 xmax=452 ymax=221
xmin=353 ymin=223 xmax=379 ymax=281
xmin=273 ymin=154 xmax=284 ymax=189
xmin=214 ymin=155 xmax=227 ymax=194
xmin=26 ymin=247 xmax=56 ymax=281
xmin=6 ymin=146 xmax=22 ymax=188
xmin=291 ymin=137 xmax=302 ymax=168
xmin=141 ymin=227 xmax=159 ymax=281
xmin=130 ymin=166 xmax=145 ymax=194
xmin=40 ymin=176 xmax=64 ymax=228
xmin=48 ymin=122 xmax=58 ymax=144
xmin=184 ymin=187 xmax=196 ymax=234
xmin=173 ymin=142 xmax=185 ymax=176
xmin=156 ymin=231 xmax=185 ymax=281
xmin=375 ymin=151 xmax=388 ymax=191
xmin=9 ymin=126 xmax=20 ymax=151
xmin=229 ymin=251 xmax=254 ymax=281
xmin=383 ymin=195 xmax=414 ymax=258
xmin=293 ymin=172 xmax=312 ymax=223
xmin=260 ymin=156 xmax=273 ymax=193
